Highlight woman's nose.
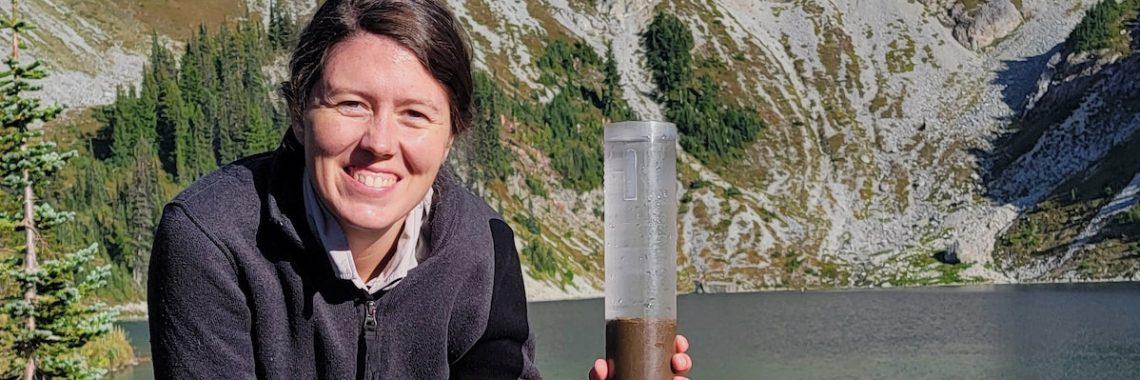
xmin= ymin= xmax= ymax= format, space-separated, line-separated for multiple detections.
xmin=360 ymin=115 xmax=397 ymax=157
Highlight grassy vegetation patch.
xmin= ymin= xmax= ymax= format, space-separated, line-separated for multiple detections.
xmin=525 ymin=174 xmax=548 ymax=198
xmin=824 ymin=132 xmax=845 ymax=161
xmin=511 ymin=210 xmax=580 ymax=288
xmin=525 ymin=0 xmax=574 ymax=41
xmin=921 ymin=45 xmax=941 ymax=69
xmin=817 ymin=22 xmax=864 ymax=97
xmin=886 ymin=34 xmax=917 ymax=74
xmin=817 ymin=259 xmax=851 ymax=285
xmin=121 ymin=0 xmax=244 ymax=39
xmin=22 ymin=0 xmax=247 ymax=73
xmin=879 ymin=251 xmax=978 ymax=286
xmin=957 ymin=0 xmax=985 ymax=15
xmin=892 ymin=164 xmax=911 ymax=212
xmin=1066 ymin=2 xmax=1087 ymax=17
xmin=567 ymin=0 xmax=598 ymax=12
xmin=466 ymin=0 xmax=502 ymax=29
xmin=869 ymin=73 xmax=890 ymax=115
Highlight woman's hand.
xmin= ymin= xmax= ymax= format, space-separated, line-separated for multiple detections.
xmin=588 ymin=335 xmax=692 ymax=380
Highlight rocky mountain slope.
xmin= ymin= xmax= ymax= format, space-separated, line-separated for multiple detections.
xmin=15 ymin=0 xmax=1140 ymax=300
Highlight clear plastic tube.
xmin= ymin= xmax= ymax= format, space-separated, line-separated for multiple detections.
xmin=604 ymin=121 xmax=678 ymax=380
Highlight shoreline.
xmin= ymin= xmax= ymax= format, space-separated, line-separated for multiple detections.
xmin=522 ymin=278 xmax=1140 ymax=303
xmin=104 ymin=356 xmax=150 ymax=376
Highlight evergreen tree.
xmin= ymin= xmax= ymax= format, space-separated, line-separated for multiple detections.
xmin=601 ymin=41 xmax=632 ymax=122
xmin=468 ymin=71 xmax=515 ymax=182
xmin=179 ymin=29 xmax=211 ymax=177
xmin=269 ymin=0 xmax=297 ymax=50
xmin=238 ymin=33 xmax=279 ymax=155
xmin=214 ymin=25 xmax=241 ymax=163
xmin=0 ymin=1 xmax=116 ymax=378
xmin=156 ymin=65 xmax=192 ymax=182
xmin=105 ymin=86 xmax=142 ymax=163
xmin=124 ymin=142 xmax=158 ymax=285
xmin=643 ymin=13 xmax=694 ymax=107
xmin=180 ymin=26 xmax=220 ymax=177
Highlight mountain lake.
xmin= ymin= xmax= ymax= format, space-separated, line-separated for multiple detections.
xmin=109 ymin=282 xmax=1140 ymax=379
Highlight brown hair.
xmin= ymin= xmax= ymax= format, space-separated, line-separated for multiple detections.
xmin=281 ymin=0 xmax=473 ymax=137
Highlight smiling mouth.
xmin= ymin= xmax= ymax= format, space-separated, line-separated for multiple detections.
xmin=348 ymin=167 xmax=397 ymax=190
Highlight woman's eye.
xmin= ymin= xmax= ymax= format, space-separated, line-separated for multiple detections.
xmin=337 ymin=101 xmax=367 ymax=113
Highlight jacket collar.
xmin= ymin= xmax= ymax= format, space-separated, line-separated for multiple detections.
xmin=264 ymin=132 xmax=310 ymax=252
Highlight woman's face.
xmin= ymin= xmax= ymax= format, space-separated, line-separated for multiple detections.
xmin=297 ymin=33 xmax=453 ymax=236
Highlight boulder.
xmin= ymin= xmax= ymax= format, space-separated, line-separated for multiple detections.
xmin=951 ymin=0 xmax=1024 ymax=50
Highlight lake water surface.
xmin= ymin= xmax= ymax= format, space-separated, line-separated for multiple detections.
xmin=111 ymin=283 xmax=1140 ymax=379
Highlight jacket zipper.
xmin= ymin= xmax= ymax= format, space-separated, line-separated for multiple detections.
xmin=364 ymin=300 xmax=377 ymax=328
xmin=359 ymin=298 xmax=379 ymax=379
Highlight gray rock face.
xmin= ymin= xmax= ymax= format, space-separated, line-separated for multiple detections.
xmin=951 ymin=0 xmax=1024 ymax=50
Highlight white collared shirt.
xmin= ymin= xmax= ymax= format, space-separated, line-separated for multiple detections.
xmin=302 ymin=170 xmax=432 ymax=294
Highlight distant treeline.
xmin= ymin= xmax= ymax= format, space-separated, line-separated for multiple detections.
xmin=49 ymin=7 xmax=296 ymax=300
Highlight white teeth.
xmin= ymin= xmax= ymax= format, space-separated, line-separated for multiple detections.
xmin=352 ymin=171 xmax=395 ymax=190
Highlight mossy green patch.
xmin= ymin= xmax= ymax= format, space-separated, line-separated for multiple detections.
xmin=886 ymin=34 xmax=917 ymax=74
xmin=466 ymin=0 xmax=502 ymax=29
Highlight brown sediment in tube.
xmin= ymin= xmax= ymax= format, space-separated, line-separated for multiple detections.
xmin=605 ymin=317 xmax=676 ymax=380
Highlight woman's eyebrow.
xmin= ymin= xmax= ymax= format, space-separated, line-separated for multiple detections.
xmin=397 ymin=97 xmax=443 ymax=113
xmin=316 ymin=80 xmax=361 ymax=97
xmin=311 ymin=82 xmax=369 ymax=104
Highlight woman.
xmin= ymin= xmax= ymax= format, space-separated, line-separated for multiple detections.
xmin=148 ymin=0 xmax=691 ymax=378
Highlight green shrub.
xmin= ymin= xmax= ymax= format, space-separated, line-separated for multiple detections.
xmin=78 ymin=327 xmax=136 ymax=372
xmin=513 ymin=213 xmax=542 ymax=235
xmin=1118 ymin=205 xmax=1140 ymax=224
xmin=784 ymin=256 xmax=802 ymax=272
xmin=522 ymin=241 xmax=559 ymax=279
xmin=525 ymin=175 xmax=548 ymax=198
xmin=680 ymin=192 xmax=693 ymax=204
xmin=1067 ymin=0 xmax=1139 ymax=54
xmin=1001 ymin=219 xmax=1041 ymax=249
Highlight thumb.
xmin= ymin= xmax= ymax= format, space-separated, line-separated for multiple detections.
xmin=588 ymin=358 xmax=608 ymax=380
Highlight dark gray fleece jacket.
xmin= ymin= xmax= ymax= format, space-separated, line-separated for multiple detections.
xmin=147 ymin=137 xmax=541 ymax=380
